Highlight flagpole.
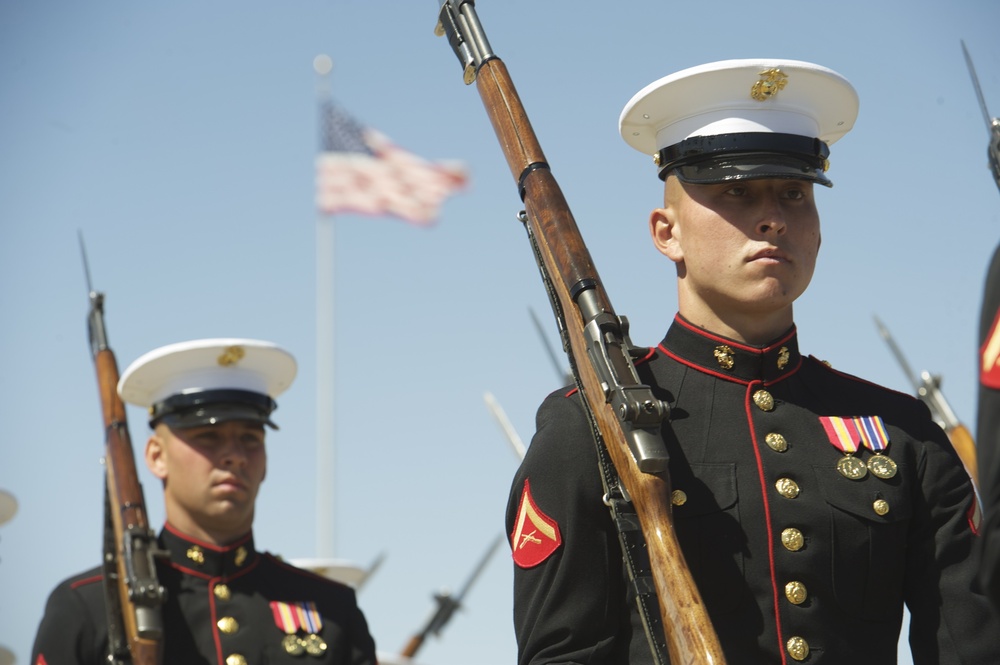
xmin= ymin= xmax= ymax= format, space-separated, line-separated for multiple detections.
xmin=314 ymin=54 xmax=336 ymax=559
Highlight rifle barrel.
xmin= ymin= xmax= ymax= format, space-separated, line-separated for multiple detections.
xmin=82 ymin=246 xmax=164 ymax=664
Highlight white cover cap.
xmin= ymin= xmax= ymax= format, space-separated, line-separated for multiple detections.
xmin=619 ymin=59 xmax=859 ymax=184
xmin=118 ymin=338 xmax=297 ymax=428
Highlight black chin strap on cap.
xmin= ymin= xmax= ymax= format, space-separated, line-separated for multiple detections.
xmin=656 ymin=132 xmax=831 ymax=185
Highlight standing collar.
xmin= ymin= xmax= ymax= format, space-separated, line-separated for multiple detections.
xmin=160 ymin=523 xmax=259 ymax=578
xmin=659 ymin=314 xmax=802 ymax=384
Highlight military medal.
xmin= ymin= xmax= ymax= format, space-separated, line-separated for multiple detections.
xmin=820 ymin=416 xmax=866 ymax=480
xmin=867 ymin=454 xmax=897 ymax=479
xmin=282 ymin=634 xmax=305 ymax=656
xmin=854 ymin=415 xmax=897 ymax=479
xmin=271 ymin=601 xmax=324 ymax=658
xmin=836 ymin=455 xmax=867 ymax=480
xmin=303 ymin=634 xmax=328 ymax=657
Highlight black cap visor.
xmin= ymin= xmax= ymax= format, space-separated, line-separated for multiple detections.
xmin=670 ymin=153 xmax=832 ymax=187
xmin=657 ymin=132 xmax=832 ymax=187
xmin=150 ymin=389 xmax=278 ymax=430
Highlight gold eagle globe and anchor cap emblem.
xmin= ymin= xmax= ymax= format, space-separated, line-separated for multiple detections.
xmin=751 ymin=68 xmax=789 ymax=101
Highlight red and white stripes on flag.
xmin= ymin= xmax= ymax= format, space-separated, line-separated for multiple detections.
xmin=315 ymin=100 xmax=468 ymax=226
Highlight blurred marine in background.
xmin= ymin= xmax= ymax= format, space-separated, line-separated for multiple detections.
xmin=31 ymin=339 xmax=377 ymax=665
xmin=964 ymin=38 xmax=1000 ymax=609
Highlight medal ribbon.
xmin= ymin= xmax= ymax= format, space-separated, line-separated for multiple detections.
xmin=270 ymin=601 xmax=323 ymax=635
xmin=819 ymin=416 xmax=861 ymax=453
xmin=853 ymin=415 xmax=890 ymax=453
xmin=297 ymin=601 xmax=322 ymax=634
xmin=271 ymin=601 xmax=300 ymax=634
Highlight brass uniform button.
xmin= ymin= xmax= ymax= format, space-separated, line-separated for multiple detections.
xmin=714 ymin=345 xmax=735 ymax=370
xmin=775 ymin=478 xmax=800 ymax=499
xmin=214 ymin=584 xmax=231 ymax=601
xmin=765 ymin=432 xmax=788 ymax=452
xmin=186 ymin=546 xmax=205 ymax=565
xmin=217 ymin=617 xmax=239 ymax=634
xmin=671 ymin=490 xmax=687 ymax=506
xmin=781 ymin=528 xmax=804 ymax=551
xmin=786 ymin=636 xmax=809 ymax=661
xmin=226 ymin=655 xmax=247 ymax=665
xmin=873 ymin=499 xmax=890 ymax=516
xmin=784 ymin=581 xmax=808 ymax=605
xmin=753 ymin=389 xmax=774 ymax=412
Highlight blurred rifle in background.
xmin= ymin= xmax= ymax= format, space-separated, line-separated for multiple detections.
xmin=399 ymin=535 xmax=501 ymax=659
xmin=961 ymin=40 xmax=1000 ymax=195
xmin=81 ymin=234 xmax=165 ymax=665
xmin=874 ymin=315 xmax=979 ymax=491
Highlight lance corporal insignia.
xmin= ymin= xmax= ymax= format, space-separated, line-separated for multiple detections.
xmin=511 ymin=479 xmax=562 ymax=568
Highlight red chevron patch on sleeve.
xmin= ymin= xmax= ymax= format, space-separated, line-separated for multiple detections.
xmin=982 ymin=307 xmax=1000 ymax=389
xmin=511 ymin=478 xmax=562 ymax=568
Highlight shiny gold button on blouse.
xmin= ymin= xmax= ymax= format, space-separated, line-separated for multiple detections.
xmin=765 ymin=432 xmax=788 ymax=452
xmin=786 ymin=636 xmax=809 ymax=661
xmin=214 ymin=584 xmax=231 ymax=601
xmin=785 ymin=581 xmax=808 ymax=605
xmin=217 ymin=617 xmax=239 ymax=634
xmin=753 ymin=390 xmax=775 ymax=411
xmin=781 ymin=528 xmax=804 ymax=551
xmin=775 ymin=478 xmax=800 ymax=499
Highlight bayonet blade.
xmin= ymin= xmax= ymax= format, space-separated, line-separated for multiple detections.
xmin=961 ymin=40 xmax=1000 ymax=194
xmin=873 ymin=315 xmax=921 ymax=393
xmin=961 ymin=40 xmax=994 ymax=133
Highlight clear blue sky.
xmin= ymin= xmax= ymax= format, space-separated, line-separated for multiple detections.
xmin=2 ymin=2 xmax=998 ymax=664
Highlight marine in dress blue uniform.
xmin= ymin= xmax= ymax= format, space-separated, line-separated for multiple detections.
xmin=31 ymin=339 xmax=377 ymax=665
xmin=506 ymin=60 xmax=1000 ymax=664
xmin=978 ymin=241 xmax=1000 ymax=605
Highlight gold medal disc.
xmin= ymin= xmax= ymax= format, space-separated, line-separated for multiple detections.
xmin=282 ymin=634 xmax=305 ymax=656
xmin=837 ymin=455 xmax=868 ymax=480
xmin=304 ymin=634 xmax=328 ymax=657
xmin=867 ymin=454 xmax=897 ymax=479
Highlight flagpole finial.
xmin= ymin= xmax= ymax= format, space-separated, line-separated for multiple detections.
xmin=313 ymin=54 xmax=334 ymax=77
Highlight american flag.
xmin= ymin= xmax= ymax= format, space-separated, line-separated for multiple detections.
xmin=315 ymin=100 xmax=468 ymax=226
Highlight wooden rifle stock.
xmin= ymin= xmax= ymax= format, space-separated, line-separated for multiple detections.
xmin=436 ymin=4 xmax=725 ymax=664
xmin=83 ymin=240 xmax=164 ymax=665
xmin=946 ymin=424 xmax=979 ymax=492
